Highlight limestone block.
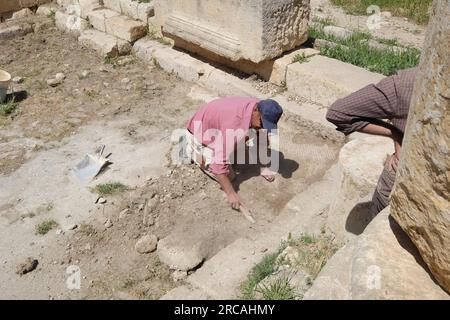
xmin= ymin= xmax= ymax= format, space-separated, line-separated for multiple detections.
xmin=119 ymin=0 xmax=138 ymax=19
xmin=36 ymin=3 xmax=58 ymax=16
xmin=11 ymin=8 xmax=34 ymax=20
xmin=78 ymin=29 xmax=131 ymax=57
xmin=0 ymin=24 xmax=33 ymax=40
xmin=132 ymin=37 xmax=167 ymax=62
xmin=305 ymin=207 xmax=450 ymax=299
xmin=87 ymin=8 xmax=119 ymax=32
xmin=55 ymin=10 xmax=89 ymax=34
xmin=105 ymin=15 xmax=147 ymax=42
xmin=152 ymin=48 xmax=212 ymax=82
xmin=323 ymin=25 xmax=353 ymax=40
xmin=286 ymin=55 xmax=385 ymax=106
xmin=78 ymin=0 xmax=101 ymax=19
xmin=154 ymin=0 xmax=310 ymax=63
xmin=391 ymin=0 xmax=450 ymax=294
xmin=137 ymin=2 xmax=154 ymax=21
xmin=327 ymin=136 xmax=392 ymax=241
xmin=0 ymin=0 xmax=51 ymax=14
xmin=269 ymin=47 xmax=319 ymax=86
xmin=103 ymin=0 xmax=122 ymax=13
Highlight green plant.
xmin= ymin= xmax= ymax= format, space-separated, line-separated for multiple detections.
xmin=0 ymin=98 xmax=17 ymax=116
xmin=240 ymin=251 xmax=281 ymax=299
xmin=36 ymin=219 xmax=58 ymax=235
xmin=309 ymin=24 xmax=421 ymax=76
xmin=94 ymin=182 xmax=128 ymax=196
xmin=293 ymin=52 xmax=309 ymax=64
xmin=47 ymin=9 xmax=56 ymax=20
xmin=255 ymin=276 xmax=296 ymax=300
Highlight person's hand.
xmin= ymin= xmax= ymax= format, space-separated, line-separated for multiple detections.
xmin=388 ymin=153 xmax=399 ymax=172
xmin=227 ymin=192 xmax=244 ymax=210
xmin=261 ymin=167 xmax=276 ymax=182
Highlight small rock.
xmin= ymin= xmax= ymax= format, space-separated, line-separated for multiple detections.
xmin=103 ymin=82 xmax=109 ymax=87
xmin=96 ymin=197 xmax=107 ymax=204
xmin=135 ymin=234 xmax=158 ymax=254
xmin=80 ymin=70 xmax=90 ymax=79
xmin=11 ymin=8 xmax=34 ymax=20
xmin=47 ymin=78 xmax=62 ymax=87
xmin=66 ymin=224 xmax=78 ymax=231
xmin=381 ymin=11 xmax=392 ymax=18
xmin=104 ymin=219 xmax=113 ymax=228
xmin=55 ymin=73 xmax=66 ymax=81
xmin=323 ymin=25 xmax=353 ymax=40
xmin=119 ymin=208 xmax=131 ymax=219
xmin=12 ymin=76 xmax=23 ymax=84
xmin=55 ymin=229 xmax=64 ymax=235
xmin=171 ymin=270 xmax=188 ymax=282
xmin=16 ymin=258 xmax=38 ymax=275
xmin=84 ymin=244 xmax=91 ymax=251
xmin=121 ymin=78 xmax=130 ymax=84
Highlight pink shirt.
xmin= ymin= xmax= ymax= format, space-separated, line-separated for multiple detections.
xmin=187 ymin=97 xmax=260 ymax=175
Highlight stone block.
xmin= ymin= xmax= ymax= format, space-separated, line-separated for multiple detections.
xmin=154 ymin=0 xmax=310 ymax=63
xmin=269 ymin=47 xmax=319 ymax=86
xmin=0 ymin=0 xmax=51 ymax=14
xmin=36 ymin=3 xmax=58 ymax=16
xmin=132 ymin=37 xmax=167 ymax=62
xmin=78 ymin=29 xmax=131 ymax=57
xmin=327 ymin=136 xmax=392 ymax=241
xmin=87 ymin=8 xmax=119 ymax=32
xmin=286 ymin=55 xmax=385 ymax=106
xmin=103 ymin=0 xmax=121 ymax=13
xmin=391 ymin=0 xmax=450 ymax=294
xmin=105 ymin=15 xmax=147 ymax=42
xmin=323 ymin=25 xmax=353 ymax=40
xmin=78 ymin=0 xmax=101 ymax=19
xmin=55 ymin=10 xmax=89 ymax=34
xmin=119 ymin=0 xmax=138 ymax=19
xmin=0 ymin=24 xmax=33 ymax=40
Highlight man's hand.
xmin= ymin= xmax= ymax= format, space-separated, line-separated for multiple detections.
xmin=261 ymin=167 xmax=276 ymax=182
xmin=227 ymin=192 xmax=244 ymax=210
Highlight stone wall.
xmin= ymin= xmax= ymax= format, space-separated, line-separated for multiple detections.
xmin=391 ymin=0 xmax=450 ymax=293
xmin=154 ymin=0 xmax=310 ymax=64
xmin=0 ymin=0 xmax=52 ymax=14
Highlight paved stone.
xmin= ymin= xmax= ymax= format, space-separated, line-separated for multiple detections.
xmin=78 ymin=29 xmax=131 ymax=57
xmin=286 ymin=55 xmax=385 ymax=106
xmin=55 ymin=10 xmax=89 ymax=35
xmin=105 ymin=15 xmax=147 ymax=42
xmin=87 ymin=8 xmax=120 ymax=32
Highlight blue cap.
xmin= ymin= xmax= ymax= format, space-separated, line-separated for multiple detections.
xmin=258 ymin=99 xmax=283 ymax=132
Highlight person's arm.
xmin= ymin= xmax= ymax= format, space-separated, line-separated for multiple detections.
xmin=215 ymin=173 xmax=243 ymax=210
xmin=359 ymin=123 xmax=403 ymax=150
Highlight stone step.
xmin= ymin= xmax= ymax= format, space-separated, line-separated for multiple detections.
xmin=103 ymin=0 xmax=154 ymax=22
xmin=88 ymin=9 xmax=147 ymax=42
xmin=286 ymin=55 xmax=385 ymax=107
xmin=78 ymin=29 xmax=131 ymax=57
xmin=304 ymin=207 xmax=450 ymax=300
xmin=55 ymin=10 xmax=90 ymax=35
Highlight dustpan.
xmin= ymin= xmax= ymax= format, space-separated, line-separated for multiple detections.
xmin=73 ymin=145 xmax=110 ymax=180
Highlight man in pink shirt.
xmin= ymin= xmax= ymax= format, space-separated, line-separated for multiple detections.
xmin=186 ymin=97 xmax=283 ymax=210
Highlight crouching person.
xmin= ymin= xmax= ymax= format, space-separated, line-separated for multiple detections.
xmin=185 ymin=97 xmax=283 ymax=210
xmin=326 ymin=68 xmax=417 ymax=215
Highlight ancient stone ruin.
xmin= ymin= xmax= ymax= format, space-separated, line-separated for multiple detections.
xmin=391 ymin=0 xmax=450 ymax=293
xmin=154 ymin=0 xmax=311 ymax=76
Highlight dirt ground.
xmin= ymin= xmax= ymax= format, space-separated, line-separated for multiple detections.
xmin=0 ymin=20 xmax=342 ymax=299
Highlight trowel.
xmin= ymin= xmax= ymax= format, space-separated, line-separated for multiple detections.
xmin=73 ymin=145 xmax=110 ymax=180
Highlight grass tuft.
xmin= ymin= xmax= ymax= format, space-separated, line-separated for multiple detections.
xmin=309 ymin=24 xmax=421 ymax=76
xmin=0 ymin=98 xmax=17 ymax=116
xmin=293 ymin=52 xmax=309 ymax=64
xmin=255 ymin=276 xmax=296 ymax=300
xmin=94 ymin=182 xmax=128 ymax=196
xmin=36 ymin=219 xmax=58 ymax=235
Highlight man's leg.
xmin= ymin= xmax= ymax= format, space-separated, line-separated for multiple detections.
xmin=371 ymin=154 xmax=398 ymax=216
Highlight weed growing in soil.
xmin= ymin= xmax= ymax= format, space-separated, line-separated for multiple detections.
xmin=254 ymin=276 xmax=296 ymax=300
xmin=293 ymin=52 xmax=309 ymax=64
xmin=0 ymin=98 xmax=17 ymax=116
xmin=36 ymin=219 xmax=58 ymax=235
xmin=240 ymin=232 xmax=341 ymax=300
xmin=309 ymin=24 xmax=421 ymax=76
xmin=94 ymin=182 xmax=128 ymax=196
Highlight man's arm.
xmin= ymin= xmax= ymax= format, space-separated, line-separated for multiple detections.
xmin=215 ymin=173 xmax=243 ymax=210
xmin=359 ymin=123 xmax=403 ymax=160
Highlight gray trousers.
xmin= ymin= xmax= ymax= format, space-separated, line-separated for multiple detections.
xmin=371 ymin=154 xmax=398 ymax=216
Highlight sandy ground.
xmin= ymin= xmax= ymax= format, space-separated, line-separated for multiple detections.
xmin=0 ymin=21 xmax=342 ymax=299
